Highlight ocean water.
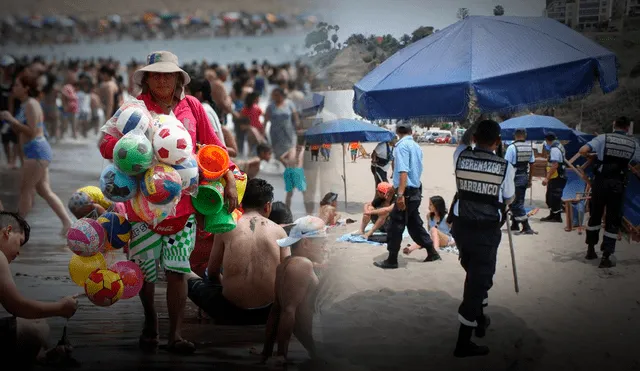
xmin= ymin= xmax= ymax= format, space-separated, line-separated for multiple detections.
xmin=3 ymin=33 xmax=307 ymax=64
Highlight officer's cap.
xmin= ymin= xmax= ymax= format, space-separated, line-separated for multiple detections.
xmin=396 ymin=121 xmax=412 ymax=129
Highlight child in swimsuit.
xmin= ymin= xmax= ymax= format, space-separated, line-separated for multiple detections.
xmin=283 ymin=145 xmax=307 ymax=210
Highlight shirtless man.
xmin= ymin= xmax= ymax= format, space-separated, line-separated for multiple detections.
xmin=283 ymin=145 xmax=307 ymax=210
xmin=187 ymin=178 xmax=290 ymax=325
xmin=260 ymin=216 xmax=327 ymax=364
xmin=235 ymin=143 xmax=273 ymax=180
xmin=211 ymin=67 xmax=238 ymax=125
xmin=0 ymin=212 xmax=78 ymax=364
xmin=98 ymin=66 xmax=119 ymax=120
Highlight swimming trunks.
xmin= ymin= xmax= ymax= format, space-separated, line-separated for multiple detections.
xmin=187 ymin=277 xmax=272 ymax=326
xmin=0 ymin=317 xmax=17 ymax=359
xmin=283 ymin=167 xmax=307 ymax=193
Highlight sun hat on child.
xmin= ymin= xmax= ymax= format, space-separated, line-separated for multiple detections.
xmin=277 ymin=216 xmax=327 ymax=248
xmin=132 ymin=51 xmax=191 ymax=87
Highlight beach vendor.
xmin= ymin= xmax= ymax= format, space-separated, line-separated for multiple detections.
xmin=358 ymin=182 xmax=395 ymax=241
xmin=98 ymin=51 xmax=237 ymax=354
xmin=579 ymin=116 xmax=640 ymax=267
xmin=374 ymin=122 xmax=440 ymax=269
xmin=450 ymin=120 xmax=514 ymax=358
xmin=0 ymin=212 xmax=79 ymax=365
xmin=504 ymin=129 xmax=536 ymax=235
xmin=540 ymin=132 xmax=566 ymax=223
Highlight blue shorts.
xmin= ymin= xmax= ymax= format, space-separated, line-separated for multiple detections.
xmin=23 ymin=137 xmax=53 ymax=162
xmin=284 ymin=167 xmax=307 ymax=193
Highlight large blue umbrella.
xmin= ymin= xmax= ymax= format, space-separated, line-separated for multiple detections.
xmin=305 ymin=119 xmax=395 ymax=208
xmin=500 ymin=115 xmax=574 ymax=141
xmin=297 ymin=93 xmax=325 ymax=118
xmin=353 ymin=16 xmax=619 ymax=121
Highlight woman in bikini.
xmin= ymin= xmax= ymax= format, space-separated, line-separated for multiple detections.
xmin=318 ymin=192 xmax=340 ymax=226
xmin=0 ymin=74 xmax=72 ymax=235
xmin=403 ymin=195 xmax=455 ymax=255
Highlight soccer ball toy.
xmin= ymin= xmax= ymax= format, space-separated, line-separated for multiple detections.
xmin=115 ymin=106 xmax=152 ymax=136
xmin=140 ymin=164 xmax=182 ymax=205
xmin=67 ymin=218 xmax=106 ymax=257
xmin=113 ymin=133 xmax=154 ymax=175
xmin=99 ymin=164 xmax=137 ymax=203
xmin=84 ymin=269 xmax=124 ymax=307
xmin=152 ymin=115 xmax=193 ymax=165
xmin=96 ymin=212 xmax=131 ymax=250
xmin=172 ymin=155 xmax=198 ymax=192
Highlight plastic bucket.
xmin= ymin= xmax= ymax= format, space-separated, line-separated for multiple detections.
xmin=197 ymin=145 xmax=229 ymax=180
xmin=191 ymin=181 xmax=225 ymax=215
xmin=204 ymin=210 xmax=237 ymax=234
xmin=221 ymin=168 xmax=248 ymax=204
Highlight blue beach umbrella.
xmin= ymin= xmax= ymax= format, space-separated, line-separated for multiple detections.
xmin=500 ymin=115 xmax=574 ymax=141
xmin=305 ymin=119 xmax=395 ymax=208
xmin=353 ymin=16 xmax=619 ymax=121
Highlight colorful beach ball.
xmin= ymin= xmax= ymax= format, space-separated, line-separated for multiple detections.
xmin=96 ymin=212 xmax=131 ymax=250
xmin=131 ymin=191 xmax=169 ymax=225
xmin=113 ymin=133 xmax=154 ymax=176
xmin=67 ymin=218 xmax=106 ymax=257
xmin=84 ymin=269 xmax=124 ymax=307
xmin=172 ymin=155 xmax=199 ymax=193
xmin=68 ymin=253 xmax=106 ymax=287
xmin=152 ymin=116 xmax=193 ymax=165
xmin=99 ymin=164 xmax=137 ymax=203
xmin=115 ymin=106 xmax=152 ymax=136
xmin=110 ymin=261 xmax=144 ymax=299
xmin=140 ymin=164 xmax=182 ymax=205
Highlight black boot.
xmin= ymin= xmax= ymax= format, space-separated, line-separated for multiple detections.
xmin=540 ymin=213 xmax=554 ymax=222
xmin=475 ymin=314 xmax=491 ymax=338
xmin=374 ymin=252 xmax=399 ymax=269
xmin=516 ymin=220 xmax=537 ymax=235
xmin=510 ymin=220 xmax=520 ymax=231
xmin=585 ymin=245 xmax=598 ymax=260
xmin=454 ymin=324 xmax=489 ymax=358
xmin=423 ymin=243 xmax=442 ymax=262
xmin=598 ymin=253 xmax=616 ymax=268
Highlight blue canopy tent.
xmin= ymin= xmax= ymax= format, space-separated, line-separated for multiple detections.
xmin=353 ymin=16 xmax=619 ymax=121
xmin=305 ymin=119 xmax=395 ymax=208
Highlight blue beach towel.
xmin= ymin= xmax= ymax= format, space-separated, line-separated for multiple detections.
xmin=337 ymin=224 xmax=409 ymax=246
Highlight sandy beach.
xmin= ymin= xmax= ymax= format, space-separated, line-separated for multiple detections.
xmin=2 ymin=139 xmax=640 ymax=370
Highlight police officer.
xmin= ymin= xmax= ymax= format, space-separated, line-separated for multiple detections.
xmin=450 ymin=120 xmax=515 ymax=357
xmin=504 ymin=129 xmax=536 ymax=235
xmin=373 ymin=122 xmax=440 ymax=269
xmin=579 ymin=116 xmax=640 ymax=268
xmin=541 ymin=132 xmax=566 ymax=223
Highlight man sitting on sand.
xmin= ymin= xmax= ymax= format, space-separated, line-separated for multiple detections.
xmin=0 ymin=212 xmax=78 ymax=365
xmin=260 ymin=216 xmax=327 ymax=365
xmin=357 ymin=182 xmax=395 ymax=241
xmin=187 ymin=178 xmax=291 ymax=325
xmin=235 ymin=143 xmax=273 ymax=180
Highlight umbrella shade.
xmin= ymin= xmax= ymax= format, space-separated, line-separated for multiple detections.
xmin=298 ymin=93 xmax=325 ymax=118
xmin=304 ymin=119 xmax=395 ymax=144
xmin=500 ymin=115 xmax=574 ymax=141
xmin=353 ymin=16 xmax=619 ymax=121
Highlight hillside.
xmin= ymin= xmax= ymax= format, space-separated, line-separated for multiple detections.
xmin=310 ymin=30 xmax=640 ymax=134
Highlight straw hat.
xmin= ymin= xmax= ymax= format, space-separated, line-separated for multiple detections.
xmin=132 ymin=51 xmax=190 ymax=87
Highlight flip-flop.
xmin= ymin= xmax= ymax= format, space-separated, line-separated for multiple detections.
xmin=161 ymin=339 xmax=196 ymax=355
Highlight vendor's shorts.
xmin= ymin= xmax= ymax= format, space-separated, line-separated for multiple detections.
xmin=0 ymin=317 xmax=17 ymax=359
xmin=129 ymin=215 xmax=197 ymax=283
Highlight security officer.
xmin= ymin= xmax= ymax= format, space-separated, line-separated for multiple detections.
xmin=450 ymin=120 xmax=515 ymax=357
xmin=541 ymin=132 xmax=566 ymax=223
xmin=579 ymin=116 xmax=640 ymax=268
xmin=504 ymin=129 xmax=536 ymax=235
xmin=374 ymin=121 xmax=440 ymax=269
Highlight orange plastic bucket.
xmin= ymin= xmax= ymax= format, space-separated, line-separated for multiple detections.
xmin=197 ymin=145 xmax=230 ymax=180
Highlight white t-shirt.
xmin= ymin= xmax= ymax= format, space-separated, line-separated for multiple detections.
xmin=373 ymin=142 xmax=392 ymax=171
xmin=202 ymin=102 xmax=226 ymax=146
xmin=76 ymin=91 xmax=91 ymax=117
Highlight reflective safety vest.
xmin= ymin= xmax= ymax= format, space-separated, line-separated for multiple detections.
xmin=598 ymin=132 xmax=636 ymax=180
xmin=455 ymin=147 xmax=508 ymax=224
xmin=546 ymin=142 xmax=565 ymax=179
xmin=509 ymin=140 xmax=533 ymax=178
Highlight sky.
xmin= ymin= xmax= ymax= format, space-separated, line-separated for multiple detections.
xmin=311 ymin=0 xmax=547 ymax=38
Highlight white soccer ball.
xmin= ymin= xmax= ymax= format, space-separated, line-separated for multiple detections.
xmin=152 ymin=115 xmax=193 ymax=165
xmin=115 ymin=107 xmax=152 ymax=135
xmin=172 ymin=155 xmax=199 ymax=192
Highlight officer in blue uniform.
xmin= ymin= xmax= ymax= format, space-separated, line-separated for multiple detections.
xmin=579 ymin=116 xmax=640 ymax=267
xmin=541 ymin=132 xmax=566 ymax=223
xmin=374 ymin=121 xmax=440 ymax=269
xmin=451 ymin=120 xmax=515 ymax=358
xmin=504 ymin=129 xmax=536 ymax=235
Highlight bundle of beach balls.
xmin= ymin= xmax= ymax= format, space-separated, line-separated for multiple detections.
xmin=67 ymin=213 xmax=143 ymax=307
xmin=99 ymin=99 xmax=200 ymax=226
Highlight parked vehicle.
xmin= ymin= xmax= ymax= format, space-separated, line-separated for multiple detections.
xmin=421 ymin=130 xmax=453 ymax=143
xmin=435 ymin=134 xmax=452 ymax=144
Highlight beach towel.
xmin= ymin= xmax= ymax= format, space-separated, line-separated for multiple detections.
xmin=338 ymin=224 xmax=409 ymax=246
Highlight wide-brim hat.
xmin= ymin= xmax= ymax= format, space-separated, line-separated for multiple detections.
xmin=132 ymin=51 xmax=190 ymax=87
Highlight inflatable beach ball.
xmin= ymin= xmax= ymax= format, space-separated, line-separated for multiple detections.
xmin=131 ymin=191 xmax=169 ymax=225
xmin=69 ymin=253 xmax=106 ymax=287
xmin=140 ymin=164 xmax=182 ymax=205
xmin=153 ymin=115 xmax=193 ymax=165
xmin=100 ymin=164 xmax=137 ymax=203
xmin=115 ymin=106 xmax=152 ymax=136
xmin=67 ymin=218 xmax=106 ymax=257
xmin=172 ymin=156 xmax=199 ymax=192
xmin=84 ymin=268 xmax=124 ymax=307
xmin=110 ymin=261 xmax=143 ymax=299
xmin=113 ymin=133 xmax=154 ymax=176
xmin=96 ymin=212 xmax=131 ymax=250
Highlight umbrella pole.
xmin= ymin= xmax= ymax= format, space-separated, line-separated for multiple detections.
xmin=342 ymin=143 xmax=347 ymax=211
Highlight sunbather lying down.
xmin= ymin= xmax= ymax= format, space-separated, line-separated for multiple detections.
xmin=404 ymin=196 xmax=455 ymax=255
xmin=356 ymin=182 xmax=395 ymax=240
